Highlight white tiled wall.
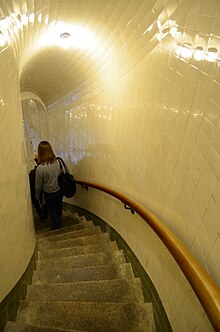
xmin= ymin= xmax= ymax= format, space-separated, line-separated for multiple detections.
xmin=47 ymin=1 xmax=220 ymax=331
xmin=1 ymin=0 xmax=219 ymax=331
xmin=0 ymin=46 xmax=35 ymax=301
xmin=21 ymin=98 xmax=50 ymax=172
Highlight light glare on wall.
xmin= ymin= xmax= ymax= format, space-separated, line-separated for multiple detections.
xmin=0 ymin=31 xmax=6 ymax=46
xmin=0 ymin=18 xmax=9 ymax=30
xmin=29 ymin=13 xmax=35 ymax=23
xmin=21 ymin=14 xmax=28 ymax=25
xmin=45 ymin=15 xmax=49 ymax=25
xmin=170 ymin=26 xmax=178 ymax=38
xmin=193 ymin=46 xmax=204 ymax=61
xmin=53 ymin=22 xmax=98 ymax=51
xmin=176 ymin=42 xmax=220 ymax=63
xmin=181 ymin=45 xmax=193 ymax=59
xmin=38 ymin=14 xmax=42 ymax=23
xmin=205 ymin=47 xmax=218 ymax=62
xmin=176 ymin=43 xmax=192 ymax=59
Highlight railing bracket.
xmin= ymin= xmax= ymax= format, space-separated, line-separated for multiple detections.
xmin=124 ymin=204 xmax=134 ymax=214
xmin=81 ymin=184 xmax=88 ymax=191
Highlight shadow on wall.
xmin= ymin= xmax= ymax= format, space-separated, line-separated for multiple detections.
xmin=73 ymin=143 xmax=116 ymax=182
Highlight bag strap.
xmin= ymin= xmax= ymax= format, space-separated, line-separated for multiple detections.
xmin=57 ymin=157 xmax=67 ymax=173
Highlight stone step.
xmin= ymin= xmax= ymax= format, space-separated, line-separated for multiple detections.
xmin=37 ymin=233 xmax=110 ymax=250
xmin=26 ymin=278 xmax=144 ymax=303
xmin=4 ymin=321 xmax=85 ymax=332
xmin=35 ymin=213 xmax=81 ymax=233
xmin=37 ymin=226 xmax=102 ymax=244
xmin=32 ymin=263 xmax=135 ymax=284
xmin=37 ymin=221 xmax=94 ymax=239
xmin=62 ymin=211 xmax=80 ymax=219
xmin=38 ymin=241 xmax=118 ymax=259
xmin=36 ymin=250 xmax=126 ymax=270
xmin=17 ymin=301 xmax=155 ymax=332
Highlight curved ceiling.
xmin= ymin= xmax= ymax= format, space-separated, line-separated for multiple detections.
xmin=20 ymin=47 xmax=95 ymax=105
xmin=0 ymin=0 xmax=165 ymax=106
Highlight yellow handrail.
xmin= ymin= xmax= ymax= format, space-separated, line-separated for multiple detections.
xmin=76 ymin=179 xmax=220 ymax=331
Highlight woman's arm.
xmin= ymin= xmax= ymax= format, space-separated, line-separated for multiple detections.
xmin=35 ymin=166 xmax=43 ymax=200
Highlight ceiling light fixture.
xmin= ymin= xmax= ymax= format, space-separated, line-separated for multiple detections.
xmin=60 ymin=32 xmax=71 ymax=49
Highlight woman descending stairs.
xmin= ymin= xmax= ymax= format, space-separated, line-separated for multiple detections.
xmin=4 ymin=211 xmax=155 ymax=332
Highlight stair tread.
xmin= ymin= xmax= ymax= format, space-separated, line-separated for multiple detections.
xmin=35 ymin=215 xmax=81 ymax=233
xmin=37 ymin=233 xmax=110 ymax=250
xmin=38 ymin=241 xmax=118 ymax=259
xmin=37 ymin=249 xmax=125 ymax=263
xmin=32 ymin=263 xmax=134 ymax=284
xmin=4 ymin=321 xmax=86 ymax=332
xmin=37 ymin=221 xmax=94 ymax=239
xmin=37 ymin=226 xmax=102 ymax=243
xmin=36 ymin=250 xmax=126 ymax=270
xmin=26 ymin=278 xmax=144 ymax=302
xmin=17 ymin=301 xmax=154 ymax=332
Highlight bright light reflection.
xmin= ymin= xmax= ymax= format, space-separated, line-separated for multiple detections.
xmin=181 ymin=46 xmax=192 ymax=58
xmin=170 ymin=26 xmax=178 ymax=38
xmin=38 ymin=14 xmax=42 ymax=23
xmin=157 ymin=20 xmax=161 ymax=29
xmin=43 ymin=21 xmax=98 ymax=52
xmin=193 ymin=47 xmax=204 ymax=61
xmin=143 ymin=24 xmax=153 ymax=34
xmin=176 ymin=45 xmax=182 ymax=56
xmin=45 ymin=16 xmax=49 ymax=25
xmin=176 ymin=44 xmax=193 ymax=59
xmin=0 ymin=18 xmax=9 ymax=30
xmin=157 ymin=33 xmax=162 ymax=42
xmin=60 ymin=32 xmax=71 ymax=49
xmin=21 ymin=14 xmax=28 ymax=25
xmin=147 ymin=24 xmax=153 ymax=31
xmin=0 ymin=32 xmax=6 ymax=46
xmin=29 ymin=13 xmax=35 ymax=23
xmin=15 ymin=18 xmax=22 ymax=29
xmin=205 ymin=48 xmax=218 ymax=62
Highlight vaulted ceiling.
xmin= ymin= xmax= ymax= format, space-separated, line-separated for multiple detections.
xmin=0 ymin=0 xmax=161 ymax=106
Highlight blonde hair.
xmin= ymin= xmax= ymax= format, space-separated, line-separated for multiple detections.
xmin=37 ymin=141 xmax=56 ymax=164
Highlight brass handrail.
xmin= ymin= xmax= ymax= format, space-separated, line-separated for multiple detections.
xmin=76 ymin=179 xmax=220 ymax=331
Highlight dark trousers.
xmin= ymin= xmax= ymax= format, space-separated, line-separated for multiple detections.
xmin=32 ymin=198 xmax=49 ymax=218
xmin=43 ymin=190 xmax=63 ymax=230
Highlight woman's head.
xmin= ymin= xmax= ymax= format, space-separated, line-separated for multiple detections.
xmin=37 ymin=141 xmax=56 ymax=164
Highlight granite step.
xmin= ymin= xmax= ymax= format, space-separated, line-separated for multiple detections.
xmin=35 ymin=213 xmax=81 ymax=233
xmin=17 ymin=301 xmax=154 ymax=332
xmin=37 ymin=233 xmax=110 ymax=250
xmin=4 ymin=321 xmax=86 ymax=332
xmin=38 ymin=241 xmax=118 ymax=259
xmin=36 ymin=250 xmax=126 ymax=270
xmin=37 ymin=221 xmax=94 ymax=239
xmin=26 ymin=278 xmax=144 ymax=303
xmin=32 ymin=263 xmax=135 ymax=284
xmin=37 ymin=226 xmax=102 ymax=244
xmin=4 ymin=211 xmax=155 ymax=332
xmin=62 ymin=211 xmax=80 ymax=219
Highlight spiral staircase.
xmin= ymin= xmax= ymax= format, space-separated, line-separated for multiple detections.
xmin=4 ymin=209 xmax=155 ymax=332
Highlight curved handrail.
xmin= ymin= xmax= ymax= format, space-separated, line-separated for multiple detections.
xmin=76 ymin=179 xmax=220 ymax=331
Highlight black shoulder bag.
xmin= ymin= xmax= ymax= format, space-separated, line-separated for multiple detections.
xmin=57 ymin=157 xmax=76 ymax=198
